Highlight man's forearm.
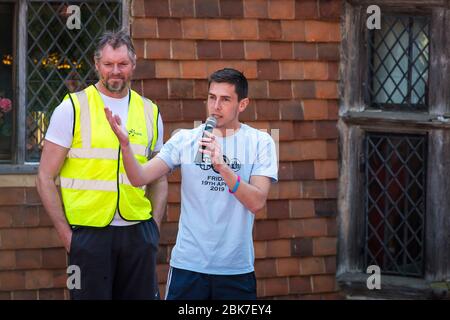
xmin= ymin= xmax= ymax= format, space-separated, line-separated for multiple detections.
xmin=36 ymin=175 xmax=72 ymax=251
xmin=146 ymin=175 xmax=168 ymax=229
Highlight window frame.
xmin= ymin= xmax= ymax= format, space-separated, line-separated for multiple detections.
xmin=0 ymin=0 xmax=129 ymax=174
xmin=338 ymin=0 xmax=450 ymax=299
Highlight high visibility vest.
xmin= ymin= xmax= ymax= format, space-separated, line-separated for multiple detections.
xmin=59 ymin=85 xmax=159 ymax=227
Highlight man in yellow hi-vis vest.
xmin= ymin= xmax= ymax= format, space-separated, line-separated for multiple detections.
xmin=36 ymin=30 xmax=167 ymax=300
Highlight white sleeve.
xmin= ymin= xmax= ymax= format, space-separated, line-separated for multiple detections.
xmin=44 ymin=99 xmax=74 ymax=148
xmin=152 ymin=112 xmax=164 ymax=153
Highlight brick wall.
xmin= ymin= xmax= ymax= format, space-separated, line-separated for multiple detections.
xmin=0 ymin=0 xmax=343 ymax=299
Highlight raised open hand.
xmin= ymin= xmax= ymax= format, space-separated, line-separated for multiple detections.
xmin=104 ymin=107 xmax=129 ymax=147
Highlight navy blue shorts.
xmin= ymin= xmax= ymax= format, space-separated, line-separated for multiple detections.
xmin=165 ymin=267 xmax=256 ymax=300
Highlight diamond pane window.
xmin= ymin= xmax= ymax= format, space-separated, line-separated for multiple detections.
xmin=364 ymin=132 xmax=426 ymax=277
xmin=367 ymin=16 xmax=430 ymax=110
xmin=26 ymin=0 xmax=122 ymax=162
xmin=0 ymin=3 xmax=14 ymax=162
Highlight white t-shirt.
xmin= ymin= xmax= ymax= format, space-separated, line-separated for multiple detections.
xmin=45 ymin=91 xmax=164 ymax=226
xmin=157 ymin=123 xmax=278 ymax=275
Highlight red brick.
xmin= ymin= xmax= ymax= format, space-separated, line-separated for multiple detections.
xmin=143 ymin=79 xmax=168 ymax=99
xmin=27 ymin=228 xmax=62 ymax=248
xmin=302 ymin=99 xmax=330 ymax=120
xmin=319 ymin=0 xmax=341 ymax=20
xmin=266 ymin=239 xmax=291 ymax=257
xmin=231 ymin=19 xmax=258 ymax=39
xmin=194 ymin=80 xmax=208 ymax=99
xmin=281 ymin=21 xmax=305 ymax=41
xmin=0 ymin=188 xmax=25 ymax=205
xmin=171 ymin=40 xmax=196 ymax=59
xmin=304 ymin=62 xmax=328 ymax=80
xmin=316 ymin=121 xmax=338 ymax=139
xmin=301 ymin=218 xmax=328 ymax=237
xmin=248 ymin=80 xmax=268 ymax=99
xmin=294 ymin=43 xmax=317 ymax=60
xmin=269 ymin=81 xmax=292 ymax=99
xmin=295 ymin=0 xmax=319 ymax=19
xmin=144 ymin=0 xmax=170 ymax=16
xmin=291 ymin=237 xmax=313 ymax=257
xmin=315 ymin=81 xmax=338 ymax=99
xmin=157 ymin=264 xmax=169 ymax=283
xmin=155 ymin=61 xmax=181 ymax=78
xmin=264 ymin=277 xmax=289 ymax=297
xmin=42 ymin=248 xmax=67 ymax=268
xmin=158 ymin=18 xmax=182 ymax=39
xmin=182 ymin=19 xmax=207 ymax=39
xmin=269 ymin=180 xmax=301 ymax=199
xmin=300 ymin=257 xmax=326 ymax=275
xmin=266 ymin=200 xmax=289 ymax=219
xmin=240 ymin=100 xmax=256 ymax=121
xmin=314 ymin=199 xmax=337 ymax=217
xmin=278 ymin=140 xmax=327 ymax=161
xmin=169 ymin=80 xmax=194 ymax=99
xmin=255 ymin=259 xmax=277 ymax=278
xmin=269 ymin=0 xmax=295 ymax=19
xmin=0 ymin=207 xmax=13 ymax=228
xmin=280 ymin=61 xmax=303 ymax=80
xmin=301 ymin=180 xmax=336 ymax=199
xmin=39 ymin=288 xmax=65 ymax=300
xmin=12 ymin=290 xmax=37 ymax=300
xmin=305 ymin=21 xmax=340 ymax=42
xmin=289 ymin=276 xmax=312 ymax=294
xmin=245 ymin=41 xmax=271 ymax=60
xmin=25 ymin=270 xmax=53 ymax=289
xmin=328 ymin=62 xmax=339 ymax=80
xmin=314 ymin=160 xmax=338 ymax=180
xmin=195 ymin=0 xmax=220 ymax=17
xmin=279 ymin=100 xmax=303 ymax=120
xmin=318 ymin=43 xmax=340 ymax=61
xmin=132 ymin=18 xmax=157 ymax=38
xmin=324 ymin=256 xmax=337 ymax=273
xmin=221 ymin=41 xmax=245 ymax=59
xmin=16 ymin=249 xmax=42 ymax=269
xmin=244 ymin=0 xmax=268 ymax=18
xmin=270 ymin=121 xmax=294 ymax=141
xmin=131 ymin=80 xmax=143 ymax=94
xmin=146 ymin=40 xmax=170 ymax=59
xmin=160 ymin=222 xmax=178 ymax=244
xmin=182 ymin=100 xmax=207 ymax=120
xmin=38 ymin=206 xmax=53 ymax=227
xmin=313 ymin=237 xmax=337 ymax=256
xmin=292 ymin=161 xmax=315 ymax=179
xmin=312 ymin=274 xmax=337 ymax=293
xmin=197 ymin=40 xmax=221 ymax=59
xmin=167 ymin=183 xmax=180 ymax=202
xmin=206 ymin=19 xmax=232 ymax=40
xmin=254 ymin=220 xmax=279 ymax=240
xmin=258 ymin=20 xmax=282 ymax=40
xmin=133 ymin=59 xmax=155 ymax=80
xmin=166 ymin=203 xmax=180 ymax=222
xmin=170 ymin=0 xmax=194 ymax=17
xmin=181 ymin=61 xmax=208 ymax=79
xmin=327 ymin=139 xmax=338 ymax=159
xmin=270 ymin=42 xmax=293 ymax=60
xmin=134 ymin=39 xmax=145 ymax=59
xmin=0 ymin=250 xmax=15 ymax=269
xmin=277 ymin=257 xmax=300 ymax=276
xmin=255 ymin=100 xmax=280 ymax=120
xmin=292 ymin=80 xmax=316 ymax=99
xmin=0 ymin=271 xmax=26 ymax=291
xmin=221 ymin=0 xmax=244 ymax=17
xmin=131 ymin=0 xmax=145 ymax=17
xmin=254 ymin=240 xmax=267 ymax=259
xmin=327 ymin=218 xmax=337 ymax=236
xmin=278 ymin=219 xmax=303 ymax=238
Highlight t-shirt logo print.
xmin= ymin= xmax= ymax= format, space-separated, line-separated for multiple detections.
xmin=197 ymin=155 xmax=241 ymax=174
xmin=128 ymin=129 xmax=142 ymax=137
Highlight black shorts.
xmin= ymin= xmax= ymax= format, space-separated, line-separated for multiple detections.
xmin=165 ymin=267 xmax=256 ymax=300
xmin=68 ymin=219 xmax=160 ymax=300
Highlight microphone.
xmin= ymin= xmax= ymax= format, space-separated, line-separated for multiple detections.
xmin=194 ymin=116 xmax=217 ymax=164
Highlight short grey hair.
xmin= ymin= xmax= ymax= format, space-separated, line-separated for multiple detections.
xmin=94 ymin=30 xmax=136 ymax=64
